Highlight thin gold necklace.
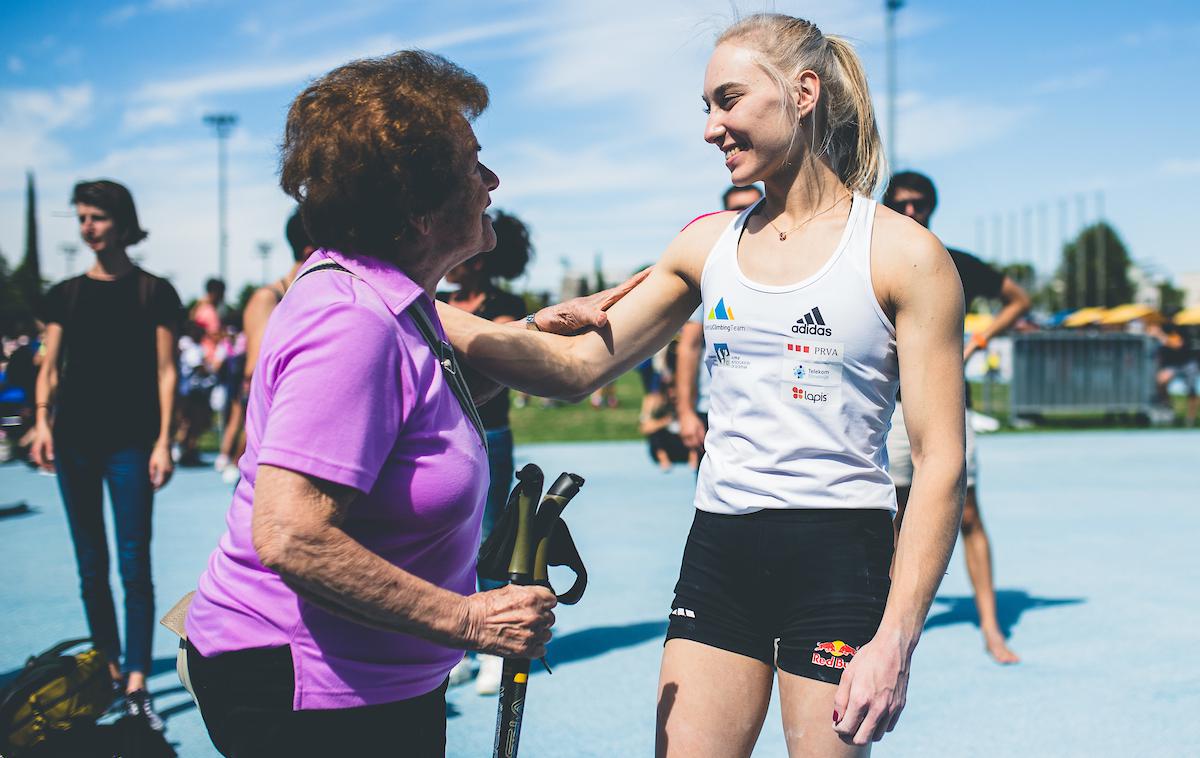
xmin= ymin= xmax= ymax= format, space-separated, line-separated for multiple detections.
xmin=764 ymin=194 xmax=852 ymax=241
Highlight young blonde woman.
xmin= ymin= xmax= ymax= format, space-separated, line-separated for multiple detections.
xmin=440 ymin=14 xmax=965 ymax=755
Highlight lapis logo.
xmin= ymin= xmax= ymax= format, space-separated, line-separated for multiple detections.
xmin=707 ymin=298 xmax=735 ymax=321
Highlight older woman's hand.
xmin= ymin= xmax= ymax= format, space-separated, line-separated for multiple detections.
xmin=463 ymin=584 xmax=558 ymax=659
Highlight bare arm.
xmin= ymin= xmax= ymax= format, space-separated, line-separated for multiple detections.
xmin=242 ymin=288 xmax=278 ymax=383
xmin=834 ymin=222 xmax=966 ymax=746
xmin=149 ymin=324 xmax=177 ymax=489
xmin=30 ymin=323 xmax=62 ymax=471
xmin=674 ymin=320 xmax=707 ymax=450
xmin=251 ymin=464 xmax=555 ymax=657
xmin=439 ymin=220 xmax=722 ymax=399
xmin=965 ymin=276 xmax=1031 ymax=360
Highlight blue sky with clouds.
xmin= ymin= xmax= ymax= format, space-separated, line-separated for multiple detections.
xmin=2 ymin=0 xmax=1198 ymax=300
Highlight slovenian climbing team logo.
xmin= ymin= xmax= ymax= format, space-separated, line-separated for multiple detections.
xmin=707 ymin=298 xmax=735 ymax=321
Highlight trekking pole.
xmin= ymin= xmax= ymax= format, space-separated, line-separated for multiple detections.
xmin=492 ymin=469 xmax=585 ymax=758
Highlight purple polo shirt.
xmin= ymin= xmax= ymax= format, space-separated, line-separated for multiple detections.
xmin=186 ymin=249 xmax=488 ymax=710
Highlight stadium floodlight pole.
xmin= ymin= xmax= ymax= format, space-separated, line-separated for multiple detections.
xmin=59 ymin=242 xmax=78 ymax=278
xmin=203 ymin=113 xmax=238 ymax=284
xmin=257 ymin=240 xmax=273 ymax=285
xmin=885 ymin=0 xmax=904 ymax=171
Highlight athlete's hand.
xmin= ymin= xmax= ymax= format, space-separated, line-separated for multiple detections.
xmin=29 ymin=422 xmax=55 ymax=472
xmin=678 ymin=409 xmax=707 ymax=451
xmin=463 ymin=584 xmax=557 ymax=659
xmin=832 ymin=631 xmax=910 ymax=745
xmin=149 ymin=440 xmax=174 ymax=490
xmin=532 ymin=267 xmax=653 ymax=335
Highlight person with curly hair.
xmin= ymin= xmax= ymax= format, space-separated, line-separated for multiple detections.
xmin=182 ymin=52 xmax=556 ymax=756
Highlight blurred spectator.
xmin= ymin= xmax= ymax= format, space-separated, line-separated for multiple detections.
xmin=218 ymin=210 xmax=317 ymax=481
xmin=640 ymin=341 xmax=696 ymax=471
xmin=30 ymin=179 xmax=180 ymax=729
xmin=1153 ymin=322 xmax=1198 ymax=425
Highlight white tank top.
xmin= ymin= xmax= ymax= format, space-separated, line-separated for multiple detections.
xmin=694 ymin=195 xmax=899 ymax=515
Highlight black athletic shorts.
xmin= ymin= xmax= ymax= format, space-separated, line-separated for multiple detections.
xmin=665 ymin=507 xmax=893 ymax=684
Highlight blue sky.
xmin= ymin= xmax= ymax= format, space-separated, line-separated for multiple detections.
xmin=2 ymin=0 xmax=1198 ymax=300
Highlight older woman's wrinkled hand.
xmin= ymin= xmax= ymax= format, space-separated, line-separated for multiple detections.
xmin=463 ymin=584 xmax=558 ymax=659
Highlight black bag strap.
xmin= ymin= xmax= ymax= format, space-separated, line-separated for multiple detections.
xmin=293 ymin=261 xmax=488 ymax=449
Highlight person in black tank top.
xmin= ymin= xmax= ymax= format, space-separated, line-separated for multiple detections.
xmin=884 ymin=171 xmax=1031 ymax=665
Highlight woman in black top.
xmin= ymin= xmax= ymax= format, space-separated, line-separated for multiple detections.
xmin=438 ymin=210 xmax=531 ymax=694
xmin=30 ymin=180 xmax=181 ymax=730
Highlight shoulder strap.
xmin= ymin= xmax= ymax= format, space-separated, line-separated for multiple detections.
xmin=137 ymin=269 xmax=156 ymax=312
xmin=293 ymin=261 xmax=488 ymax=449
xmin=406 ymin=300 xmax=489 ymax=447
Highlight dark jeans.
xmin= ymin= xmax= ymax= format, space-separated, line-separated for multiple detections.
xmin=186 ymin=642 xmax=448 ymax=757
xmin=480 ymin=426 xmax=514 ymax=592
xmin=55 ymin=440 xmax=155 ymax=675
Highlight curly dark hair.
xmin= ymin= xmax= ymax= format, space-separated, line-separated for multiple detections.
xmin=484 ymin=210 xmax=533 ymax=281
xmin=279 ymin=50 xmax=489 ymax=257
xmin=71 ymin=180 xmax=148 ymax=246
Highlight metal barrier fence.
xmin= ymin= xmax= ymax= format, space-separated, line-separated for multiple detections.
xmin=1009 ymin=332 xmax=1157 ymax=420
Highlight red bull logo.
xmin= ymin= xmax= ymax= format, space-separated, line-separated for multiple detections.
xmin=812 ymin=640 xmax=857 ymax=669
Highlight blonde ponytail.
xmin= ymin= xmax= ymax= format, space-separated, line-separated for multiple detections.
xmin=717 ymin=14 xmax=885 ymax=196
xmin=824 ymin=35 xmax=884 ymax=195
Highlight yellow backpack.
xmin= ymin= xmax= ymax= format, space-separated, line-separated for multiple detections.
xmin=0 ymin=638 xmax=113 ymax=754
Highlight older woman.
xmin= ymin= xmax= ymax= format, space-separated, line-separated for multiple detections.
xmin=183 ymin=52 xmax=555 ymax=757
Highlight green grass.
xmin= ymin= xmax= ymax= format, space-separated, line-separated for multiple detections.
xmin=199 ymin=373 xmax=1194 ymax=452
xmin=510 ymin=370 xmax=644 ymax=444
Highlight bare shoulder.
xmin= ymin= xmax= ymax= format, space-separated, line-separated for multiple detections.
xmin=664 ymin=210 xmax=739 ymax=291
xmin=243 ymin=286 xmax=282 ymax=331
xmin=871 ymin=204 xmax=958 ymax=306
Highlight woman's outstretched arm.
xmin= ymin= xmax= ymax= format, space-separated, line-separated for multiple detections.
xmin=439 ymin=215 xmax=726 ymax=399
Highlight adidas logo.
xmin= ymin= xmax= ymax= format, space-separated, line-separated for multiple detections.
xmin=707 ymin=298 xmax=734 ymax=321
xmin=670 ymin=608 xmax=697 ymax=619
xmin=792 ymin=306 xmax=833 ymax=337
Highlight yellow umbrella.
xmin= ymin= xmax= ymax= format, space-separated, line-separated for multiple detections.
xmin=1099 ymin=303 xmax=1163 ymax=325
xmin=1175 ymin=306 xmax=1200 ymax=326
xmin=964 ymin=312 xmax=994 ymax=335
xmin=1063 ymin=307 xmax=1107 ymax=327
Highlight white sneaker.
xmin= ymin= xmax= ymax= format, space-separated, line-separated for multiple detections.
xmin=447 ymin=655 xmax=473 ymax=687
xmin=221 ymin=466 xmax=240 ymax=485
xmin=475 ymin=654 xmax=503 ymax=695
xmin=214 ymin=454 xmax=230 ymax=472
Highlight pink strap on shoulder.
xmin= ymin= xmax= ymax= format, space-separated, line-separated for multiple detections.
xmin=681 ymin=211 xmax=724 ymax=231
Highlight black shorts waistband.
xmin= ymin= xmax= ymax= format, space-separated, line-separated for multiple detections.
xmin=694 ymin=507 xmax=893 ymax=523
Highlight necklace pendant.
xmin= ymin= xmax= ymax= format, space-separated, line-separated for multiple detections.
xmin=779 ymin=232 xmax=787 ymax=241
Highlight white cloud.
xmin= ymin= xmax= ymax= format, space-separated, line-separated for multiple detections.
xmin=103 ymin=4 xmax=140 ymax=26
xmin=892 ymin=91 xmax=1033 ymax=162
xmin=1160 ymin=159 xmax=1200 ymax=176
xmin=7 ymin=56 xmax=23 ymax=74
xmin=1032 ymin=67 xmax=1107 ymax=95
xmin=0 ymin=85 xmax=94 ymax=188
xmin=132 ymin=18 xmax=544 ymax=105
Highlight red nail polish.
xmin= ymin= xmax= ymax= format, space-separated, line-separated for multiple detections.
xmin=833 ymin=710 xmax=840 ymax=723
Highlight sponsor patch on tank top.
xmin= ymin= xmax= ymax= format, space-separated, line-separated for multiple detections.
xmin=780 ymin=340 xmax=844 ymax=408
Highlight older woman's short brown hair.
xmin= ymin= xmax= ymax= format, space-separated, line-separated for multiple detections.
xmin=280 ymin=50 xmax=488 ymax=257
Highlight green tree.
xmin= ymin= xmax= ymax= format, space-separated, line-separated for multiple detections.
xmin=12 ymin=171 xmax=44 ymax=313
xmin=1158 ymin=280 xmax=1186 ymax=314
xmin=1058 ymin=222 xmax=1133 ymax=309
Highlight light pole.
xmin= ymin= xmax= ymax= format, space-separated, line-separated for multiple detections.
xmin=257 ymin=241 xmax=273 ymax=285
xmin=885 ymin=0 xmax=904 ymax=171
xmin=59 ymin=242 xmax=78 ymax=278
xmin=203 ymin=113 xmax=238 ymax=284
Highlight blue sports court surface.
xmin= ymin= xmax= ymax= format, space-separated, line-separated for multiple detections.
xmin=2 ymin=430 xmax=1197 ymax=756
